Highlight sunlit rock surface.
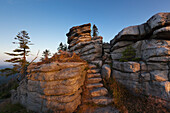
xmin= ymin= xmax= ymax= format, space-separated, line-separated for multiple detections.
xmin=11 ymin=62 xmax=87 ymax=113
xmin=110 ymin=13 xmax=170 ymax=108
xmin=10 ymin=12 xmax=170 ymax=112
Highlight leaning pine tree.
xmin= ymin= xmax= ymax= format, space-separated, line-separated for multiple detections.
xmin=5 ymin=30 xmax=33 ymax=80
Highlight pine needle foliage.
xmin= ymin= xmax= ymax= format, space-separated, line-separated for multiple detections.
xmin=119 ymin=45 xmax=139 ymax=62
xmin=4 ymin=30 xmax=33 ymax=80
xmin=57 ymin=42 xmax=67 ymax=52
xmin=41 ymin=49 xmax=51 ymax=61
xmin=92 ymin=24 xmax=99 ymax=37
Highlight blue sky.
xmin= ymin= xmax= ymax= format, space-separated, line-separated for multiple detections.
xmin=0 ymin=0 xmax=170 ymax=66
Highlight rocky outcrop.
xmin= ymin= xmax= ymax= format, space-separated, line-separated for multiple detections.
xmin=110 ymin=13 xmax=170 ymax=108
xmin=11 ymin=62 xmax=87 ymax=113
xmin=110 ymin=13 xmax=170 ymax=45
xmin=67 ymin=24 xmax=113 ymax=105
xmin=67 ymin=23 xmax=92 ymax=49
xmin=10 ymin=13 xmax=170 ymax=112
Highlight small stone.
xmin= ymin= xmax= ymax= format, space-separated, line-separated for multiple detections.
xmin=101 ymin=64 xmax=111 ymax=80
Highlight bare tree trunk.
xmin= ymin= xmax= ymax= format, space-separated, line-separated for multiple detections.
xmin=20 ymin=48 xmax=26 ymax=81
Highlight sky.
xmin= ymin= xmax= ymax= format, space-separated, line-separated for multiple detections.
xmin=0 ymin=0 xmax=170 ymax=67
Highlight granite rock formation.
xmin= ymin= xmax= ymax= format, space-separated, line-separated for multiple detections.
xmin=110 ymin=13 xmax=170 ymax=108
xmin=67 ymin=23 xmax=113 ymax=105
xmin=11 ymin=62 xmax=87 ymax=113
xmin=11 ymin=12 xmax=170 ymax=112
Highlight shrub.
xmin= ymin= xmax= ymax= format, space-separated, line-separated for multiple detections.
xmin=119 ymin=45 xmax=141 ymax=62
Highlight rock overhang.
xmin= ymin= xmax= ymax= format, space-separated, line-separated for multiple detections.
xmin=110 ymin=13 xmax=170 ymax=45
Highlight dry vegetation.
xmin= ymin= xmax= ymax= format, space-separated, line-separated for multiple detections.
xmin=1 ymin=50 xmax=169 ymax=113
xmin=37 ymin=51 xmax=85 ymax=66
xmin=103 ymin=78 xmax=170 ymax=113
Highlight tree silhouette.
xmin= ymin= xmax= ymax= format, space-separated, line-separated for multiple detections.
xmin=92 ymin=24 xmax=99 ymax=37
xmin=5 ymin=30 xmax=33 ymax=80
xmin=42 ymin=49 xmax=51 ymax=61
xmin=57 ymin=42 xmax=67 ymax=52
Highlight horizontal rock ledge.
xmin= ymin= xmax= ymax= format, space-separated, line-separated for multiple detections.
xmin=27 ymin=62 xmax=87 ymax=72
xmin=110 ymin=13 xmax=170 ymax=45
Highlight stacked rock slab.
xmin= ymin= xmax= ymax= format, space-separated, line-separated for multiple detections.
xmin=110 ymin=13 xmax=170 ymax=108
xmin=11 ymin=62 xmax=87 ymax=113
xmin=102 ymin=42 xmax=111 ymax=64
xmin=67 ymin=23 xmax=113 ymax=105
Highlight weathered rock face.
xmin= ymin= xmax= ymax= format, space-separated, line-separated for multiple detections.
xmin=11 ymin=62 xmax=87 ymax=113
xmin=10 ymin=13 xmax=170 ymax=112
xmin=68 ymin=26 xmax=103 ymax=63
xmin=110 ymin=13 xmax=170 ymax=45
xmin=67 ymin=24 xmax=113 ymax=106
xmin=67 ymin=23 xmax=92 ymax=49
xmin=110 ymin=13 xmax=170 ymax=108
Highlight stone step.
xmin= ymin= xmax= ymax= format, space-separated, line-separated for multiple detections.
xmin=87 ymin=69 xmax=100 ymax=74
xmin=86 ymin=83 xmax=103 ymax=89
xmin=88 ymin=64 xmax=97 ymax=69
xmin=91 ymin=60 xmax=102 ymax=67
xmin=92 ymin=96 xmax=113 ymax=105
xmin=87 ymin=73 xmax=101 ymax=78
xmin=87 ymin=77 xmax=102 ymax=84
xmin=90 ymin=87 xmax=108 ymax=97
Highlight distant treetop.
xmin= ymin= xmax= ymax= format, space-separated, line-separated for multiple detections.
xmin=92 ymin=24 xmax=99 ymax=37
